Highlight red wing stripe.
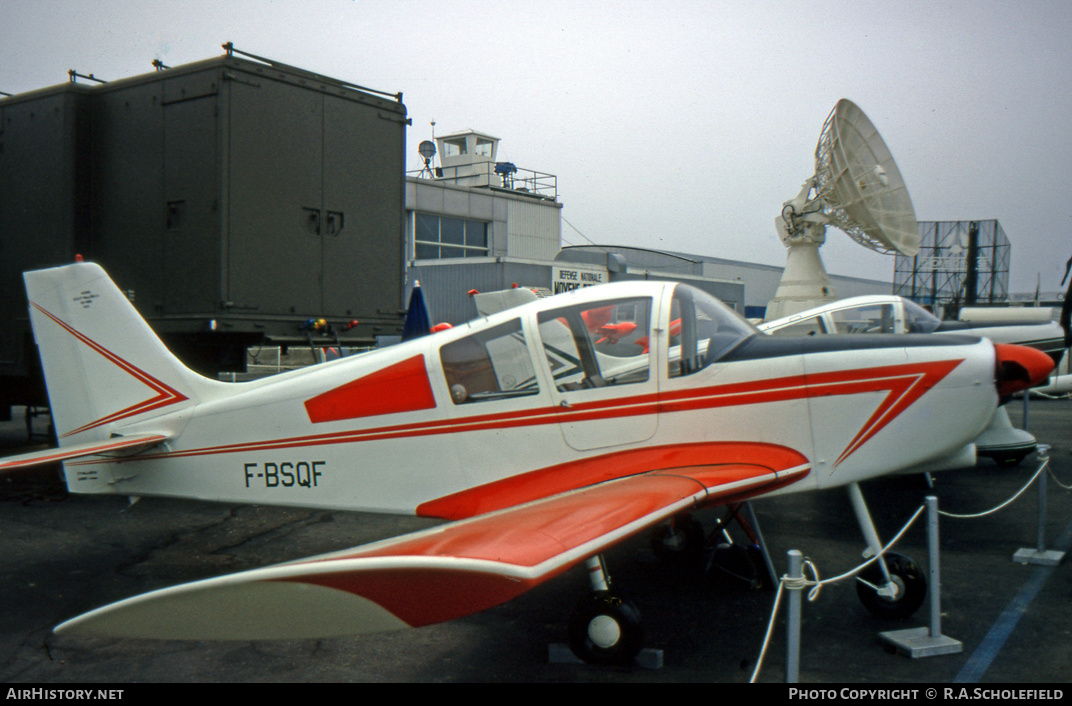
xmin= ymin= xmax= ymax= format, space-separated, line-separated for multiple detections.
xmin=282 ymin=463 xmax=809 ymax=628
xmin=0 ymin=433 xmax=169 ymax=471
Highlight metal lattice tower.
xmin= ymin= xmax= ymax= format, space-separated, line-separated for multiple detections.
xmin=894 ymin=220 xmax=1010 ymax=316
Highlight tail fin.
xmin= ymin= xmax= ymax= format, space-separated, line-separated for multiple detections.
xmin=24 ymin=262 xmax=223 ymax=445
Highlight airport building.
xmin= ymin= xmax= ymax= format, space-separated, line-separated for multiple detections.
xmin=404 ymin=130 xmax=890 ymax=325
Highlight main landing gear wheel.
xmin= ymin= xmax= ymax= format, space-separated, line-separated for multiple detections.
xmin=855 ymin=552 xmax=927 ymax=620
xmin=706 ymin=542 xmax=770 ymax=591
xmin=567 ymin=591 xmax=644 ymax=666
xmin=650 ymin=516 xmax=705 ymax=567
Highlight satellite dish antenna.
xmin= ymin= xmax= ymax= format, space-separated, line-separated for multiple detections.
xmin=766 ymin=99 xmax=919 ymax=320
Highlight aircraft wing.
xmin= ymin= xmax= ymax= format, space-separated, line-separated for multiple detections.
xmin=0 ymin=433 xmax=171 ymax=473
xmin=54 ymin=459 xmax=809 ymax=640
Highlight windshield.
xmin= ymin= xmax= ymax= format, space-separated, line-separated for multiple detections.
xmin=902 ymin=298 xmax=942 ymax=333
xmin=670 ymin=285 xmax=757 ymax=376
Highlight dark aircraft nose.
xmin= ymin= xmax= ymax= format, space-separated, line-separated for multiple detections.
xmin=995 ymin=343 xmax=1056 ymax=397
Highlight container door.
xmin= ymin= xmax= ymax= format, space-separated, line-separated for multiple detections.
xmin=226 ymin=77 xmax=323 ymax=315
xmin=321 ymin=96 xmax=405 ymax=317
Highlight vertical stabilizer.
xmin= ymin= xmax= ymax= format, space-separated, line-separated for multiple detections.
xmin=23 ymin=262 xmax=224 ymax=446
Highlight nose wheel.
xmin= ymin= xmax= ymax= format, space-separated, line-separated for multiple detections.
xmin=855 ymin=551 xmax=927 ymax=619
xmin=847 ymin=483 xmax=927 ymax=620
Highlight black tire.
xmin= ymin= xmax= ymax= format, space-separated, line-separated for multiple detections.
xmin=855 ymin=552 xmax=927 ymax=620
xmin=567 ymin=591 xmax=644 ymax=666
xmin=706 ymin=542 xmax=770 ymax=591
xmin=995 ymin=451 xmax=1030 ymax=468
xmin=650 ymin=516 xmax=705 ymax=566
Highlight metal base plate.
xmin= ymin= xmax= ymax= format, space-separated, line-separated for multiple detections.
xmin=879 ymin=627 xmax=963 ymax=658
xmin=1013 ymin=548 xmax=1065 ymax=566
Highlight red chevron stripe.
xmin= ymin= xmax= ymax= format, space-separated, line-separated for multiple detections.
xmin=31 ymin=303 xmax=189 ymax=437
xmin=108 ymin=358 xmax=963 ymax=471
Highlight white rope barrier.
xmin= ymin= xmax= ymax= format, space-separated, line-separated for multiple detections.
xmin=938 ymin=459 xmax=1048 ymax=519
xmin=1048 ymin=461 xmax=1072 ymax=492
xmin=749 ymin=447 xmax=1068 ymax=682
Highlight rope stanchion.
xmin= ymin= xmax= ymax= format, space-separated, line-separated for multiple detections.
xmin=1012 ymin=447 xmax=1065 ymax=565
xmin=786 ymin=550 xmax=803 ymax=683
xmin=878 ymin=496 xmax=963 ymax=657
xmin=750 ymin=553 xmax=822 ymax=684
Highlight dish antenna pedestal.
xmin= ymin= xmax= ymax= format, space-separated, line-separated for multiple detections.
xmin=766 ymin=100 xmax=919 ymax=320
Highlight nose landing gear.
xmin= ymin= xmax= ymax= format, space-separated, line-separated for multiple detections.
xmin=848 ymin=483 xmax=927 ymax=620
xmin=855 ymin=551 xmax=927 ymax=619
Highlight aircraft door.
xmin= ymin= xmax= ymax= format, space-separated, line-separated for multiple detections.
xmin=536 ymin=296 xmax=658 ymax=451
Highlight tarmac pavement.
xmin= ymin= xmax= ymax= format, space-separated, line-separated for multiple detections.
xmin=1 ymin=397 xmax=1070 ymax=684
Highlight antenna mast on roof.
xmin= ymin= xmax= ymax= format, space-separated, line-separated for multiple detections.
xmin=417 ymin=121 xmax=438 ymax=178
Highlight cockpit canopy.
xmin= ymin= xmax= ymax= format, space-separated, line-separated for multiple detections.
xmin=437 ymin=283 xmax=756 ymax=404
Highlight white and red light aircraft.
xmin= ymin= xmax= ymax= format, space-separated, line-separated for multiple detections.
xmin=758 ymin=294 xmax=1067 ymax=466
xmin=0 ymin=262 xmax=1055 ymax=665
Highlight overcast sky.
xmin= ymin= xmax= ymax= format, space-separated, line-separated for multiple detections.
xmin=4 ymin=0 xmax=1070 ymax=295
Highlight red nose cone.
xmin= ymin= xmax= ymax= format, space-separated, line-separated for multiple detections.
xmin=994 ymin=343 xmax=1056 ymax=397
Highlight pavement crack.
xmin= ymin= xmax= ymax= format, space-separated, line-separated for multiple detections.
xmin=117 ymin=505 xmax=336 ymax=580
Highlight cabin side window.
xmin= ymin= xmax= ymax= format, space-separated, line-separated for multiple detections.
xmin=439 ymin=319 xmax=538 ymax=404
xmin=766 ymin=316 xmax=827 ymax=336
xmin=902 ymin=299 xmax=942 ymax=333
xmin=536 ymin=297 xmax=652 ymax=391
xmin=831 ymin=304 xmax=896 ymax=334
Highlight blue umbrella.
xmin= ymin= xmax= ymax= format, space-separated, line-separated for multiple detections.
xmin=401 ymin=280 xmax=432 ymax=342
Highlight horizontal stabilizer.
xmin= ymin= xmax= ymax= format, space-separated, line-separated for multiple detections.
xmin=54 ymin=460 xmax=808 ymax=640
xmin=0 ymin=433 xmax=170 ymax=474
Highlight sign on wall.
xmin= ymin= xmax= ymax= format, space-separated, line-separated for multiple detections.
xmin=551 ymin=265 xmax=608 ymax=294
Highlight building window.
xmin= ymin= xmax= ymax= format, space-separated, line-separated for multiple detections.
xmin=443 ymin=137 xmax=467 ymax=157
xmin=414 ymin=213 xmax=489 ymax=259
xmin=474 ymin=137 xmax=494 ymax=157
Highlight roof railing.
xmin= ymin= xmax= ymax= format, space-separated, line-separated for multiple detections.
xmin=407 ymin=162 xmax=557 ymax=201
